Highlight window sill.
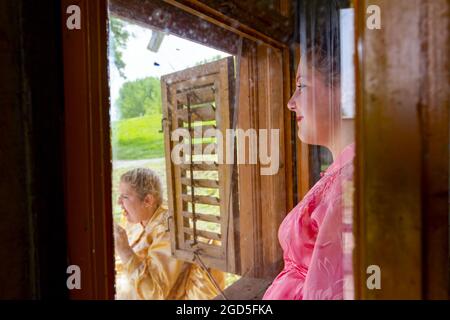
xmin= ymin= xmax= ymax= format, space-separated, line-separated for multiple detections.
xmin=214 ymin=277 xmax=272 ymax=300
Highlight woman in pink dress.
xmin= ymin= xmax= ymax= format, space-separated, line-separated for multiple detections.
xmin=263 ymin=0 xmax=354 ymax=300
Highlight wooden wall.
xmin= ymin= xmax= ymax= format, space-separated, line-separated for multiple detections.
xmin=0 ymin=0 xmax=67 ymax=299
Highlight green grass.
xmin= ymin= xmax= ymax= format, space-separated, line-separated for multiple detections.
xmin=112 ymin=114 xmax=165 ymax=160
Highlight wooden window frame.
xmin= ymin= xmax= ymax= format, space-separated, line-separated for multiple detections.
xmin=62 ymin=0 xmax=296 ymax=299
xmin=61 ymin=0 xmax=114 ymax=299
xmin=64 ymin=0 xmax=450 ymax=301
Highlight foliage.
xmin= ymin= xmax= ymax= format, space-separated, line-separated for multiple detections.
xmin=110 ymin=17 xmax=131 ymax=79
xmin=117 ymin=77 xmax=162 ymax=119
xmin=193 ymin=54 xmax=225 ymax=66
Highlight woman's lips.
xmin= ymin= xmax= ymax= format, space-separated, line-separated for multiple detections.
xmin=297 ymin=116 xmax=304 ymax=123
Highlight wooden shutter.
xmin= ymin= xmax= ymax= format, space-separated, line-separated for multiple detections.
xmin=161 ymin=57 xmax=240 ymax=274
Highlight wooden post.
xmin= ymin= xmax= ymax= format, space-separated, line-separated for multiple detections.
xmin=354 ymin=0 xmax=449 ymax=299
xmin=61 ymin=0 xmax=115 ymax=299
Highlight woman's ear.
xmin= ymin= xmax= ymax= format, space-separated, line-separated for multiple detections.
xmin=143 ymin=194 xmax=155 ymax=208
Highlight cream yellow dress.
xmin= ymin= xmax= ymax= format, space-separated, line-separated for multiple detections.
xmin=115 ymin=206 xmax=225 ymax=300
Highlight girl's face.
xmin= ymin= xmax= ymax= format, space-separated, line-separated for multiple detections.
xmin=117 ymin=182 xmax=153 ymax=224
xmin=287 ymin=60 xmax=340 ymax=147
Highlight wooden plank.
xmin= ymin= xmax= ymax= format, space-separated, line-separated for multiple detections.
xmin=186 ymin=124 xmax=217 ymax=135
xmin=174 ymin=142 xmax=218 ymax=156
xmin=215 ymin=57 xmax=237 ymax=273
xmin=179 ymin=163 xmax=218 ymax=171
xmin=171 ymin=84 xmax=188 ymax=250
xmin=237 ymin=40 xmax=261 ymax=277
xmin=176 ymin=104 xmax=216 ymax=123
xmin=226 ymin=54 xmax=241 ymax=276
xmin=420 ymin=0 xmax=449 ymax=300
xmin=164 ymin=64 xmax=220 ymax=85
xmin=181 ymin=194 xmax=220 ymax=206
xmin=165 ymin=0 xmax=293 ymax=47
xmin=191 ymin=142 xmax=217 ymax=155
xmin=173 ymin=249 xmax=227 ymax=272
xmin=236 ymin=40 xmax=287 ymax=278
xmin=279 ymin=0 xmax=291 ymax=16
xmin=184 ymin=228 xmax=221 ymax=241
xmin=61 ymin=0 xmax=115 ymax=299
xmin=185 ymin=240 xmax=223 ymax=257
xmin=109 ymin=0 xmax=240 ymax=55
xmin=213 ymin=277 xmax=272 ymax=300
xmin=176 ymin=86 xmax=216 ymax=105
xmin=182 ymin=211 xmax=221 ymax=223
xmin=256 ymin=43 xmax=286 ymax=279
xmin=161 ymin=68 xmax=179 ymax=256
xmin=180 ymin=178 xmax=219 ymax=188
xmin=354 ymin=0 xmax=424 ymax=299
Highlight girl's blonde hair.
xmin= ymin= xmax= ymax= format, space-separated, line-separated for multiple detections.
xmin=120 ymin=168 xmax=163 ymax=207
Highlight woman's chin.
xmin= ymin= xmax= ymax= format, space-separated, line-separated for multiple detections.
xmin=297 ymin=131 xmax=310 ymax=144
xmin=298 ymin=130 xmax=320 ymax=146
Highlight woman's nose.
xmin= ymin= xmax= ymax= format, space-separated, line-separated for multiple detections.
xmin=287 ymin=97 xmax=297 ymax=112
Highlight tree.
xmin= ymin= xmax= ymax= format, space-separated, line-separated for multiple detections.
xmin=110 ymin=17 xmax=130 ymax=79
xmin=117 ymin=77 xmax=162 ymax=119
xmin=193 ymin=54 xmax=225 ymax=66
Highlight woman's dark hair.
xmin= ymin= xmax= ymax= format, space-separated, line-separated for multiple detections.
xmin=299 ymin=0 xmax=351 ymax=85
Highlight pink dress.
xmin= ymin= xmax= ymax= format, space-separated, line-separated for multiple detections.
xmin=263 ymin=143 xmax=355 ymax=300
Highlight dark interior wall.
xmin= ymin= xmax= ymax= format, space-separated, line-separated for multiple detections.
xmin=0 ymin=1 xmax=32 ymax=298
xmin=0 ymin=0 xmax=67 ymax=299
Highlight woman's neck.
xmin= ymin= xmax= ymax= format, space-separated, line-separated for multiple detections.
xmin=328 ymin=120 xmax=355 ymax=161
xmin=140 ymin=204 xmax=158 ymax=228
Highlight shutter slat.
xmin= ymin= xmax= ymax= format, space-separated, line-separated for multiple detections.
xmin=176 ymin=105 xmax=216 ymax=122
xmin=190 ymin=142 xmax=217 ymax=155
xmin=180 ymin=177 xmax=219 ymax=188
xmin=185 ymin=240 xmax=223 ymax=257
xmin=181 ymin=194 xmax=220 ymax=206
xmin=175 ymin=143 xmax=217 ymax=156
xmin=186 ymin=124 xmax=217 ymax=135
xmin=177 ymin=86 xmax=216 ymax=105
xmin=184 ymin=228 xmax=221 ymax=241
xmin=182 ymin=211 xmax=221 ymax=223
xmin=179 ymin=163 xmax=218 ymax=171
